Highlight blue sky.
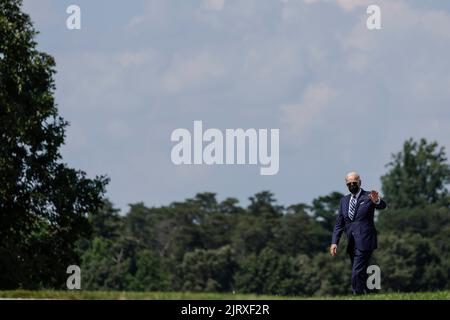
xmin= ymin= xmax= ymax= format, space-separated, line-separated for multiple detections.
xmin=22 ymin=0 xmax=450 ymax=212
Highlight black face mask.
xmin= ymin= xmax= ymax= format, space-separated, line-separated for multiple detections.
xmin=347 ymin=183 xmax=360 ymax=195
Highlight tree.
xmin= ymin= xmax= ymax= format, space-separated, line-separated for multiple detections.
xmin=313 ymin=252 xmax=350 ymax=296
xmin=234 ymin=248 xmax=321 ymax=296
xmin=190 ymin=192 xmax=218 ymax=214
xmin=127 ymin=249 xmax=170 ymax=292
xmin=231 ymin=191 xmax=283 ymax=259
xmin=377 ymin=204 xmax=450 ymax=238
xmin=0 ymin=0 xmax=108 ymax=288
xmin=89 ymin=199 xmax=122 ymax=240
xmin=311 ymin=192 xmax=344 ymax=231
xmin=381 ymin=138 xmax=450 ymax=209
xmin=80 ymin=237 xmax=131 ymax=291
xmin=248 ymin=191 xmax=282 ymax=218
xmin=271 ymin=204 xmax=328 ymax=256
xmin=232 ymin=214 xmax=273 ymax=258
xmin=374 ymin=233 xmax=444 ymax=292
xmin=187 ymin=193 xmax=237 ymax=249
xmin=180 ymin=245 xmax=237 ymax=292
xmin=219 ymin=197 xmax=244 ymax=215
xmin=234 ymin=248 xmax=280 ymax=294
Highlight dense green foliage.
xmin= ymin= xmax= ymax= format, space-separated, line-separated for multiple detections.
xmin=79 ymin=136 xmax=450 ymax=295
xmin=78 ymin=193 xmax=449 ymax=295
xmin=0 ymin=0 xmax=108 ymax=289
xmin=381 ymin=138 xmax=450 ymax=209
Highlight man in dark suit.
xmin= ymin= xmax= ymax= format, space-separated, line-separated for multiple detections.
xmin=330 ymin=171 xmax=387 ymax=295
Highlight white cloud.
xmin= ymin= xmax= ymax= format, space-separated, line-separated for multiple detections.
xmin=280 ymin=83 xmax=335 ymax=137
xmin=342 ymin=0 xmax=450 ymax=53
xmin=335 ymin=0 xmax=371 ymax=11
xmin=25 ymin=0 xmax=450 ymax=211
xmin=202 ymin=0 xmax=226 ymax=11
xmin=118 ymin=51 xmax=156 ymax=68
xmin=55 ymin=49 xmax=164 ymax=114
xmin=303 ymin=0 xmax=371 ymax=11
xmin=126 ymin=0 xmax=172 ymax=30
xmin=340 ymin=0 xmax=450 ymax=108
xmin=161 ymin=51 xmax=226 ymax=94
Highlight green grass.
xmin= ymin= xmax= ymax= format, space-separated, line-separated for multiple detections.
xmin=0 ymin=290 xmax=449 ymax=300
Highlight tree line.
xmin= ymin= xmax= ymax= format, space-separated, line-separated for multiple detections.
xmin=78 ymin=138 xmax=450 ymax=295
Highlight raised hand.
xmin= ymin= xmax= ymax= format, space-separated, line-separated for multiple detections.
xmin=369 ymin=190 xmax=380 ymax=203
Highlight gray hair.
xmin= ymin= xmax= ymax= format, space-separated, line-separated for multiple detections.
xmin=345 ymin=171 xmax=360 ymax=182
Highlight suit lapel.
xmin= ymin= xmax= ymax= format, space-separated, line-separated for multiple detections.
xmin=353 ymin=189 xmax=367 ymax=220
xmin=344 ymin=189 xmax=366 ymax=220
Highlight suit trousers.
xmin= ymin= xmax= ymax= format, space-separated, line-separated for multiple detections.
xmin=348 ymin=240 xmax=373 ymax=295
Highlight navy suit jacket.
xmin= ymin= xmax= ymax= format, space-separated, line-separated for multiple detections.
xmin=331 ymin=189 xmax=387 ymax=252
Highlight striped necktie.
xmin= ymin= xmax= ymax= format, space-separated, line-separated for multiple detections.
xmin=348 ymin=196 xmax=357 ymax=220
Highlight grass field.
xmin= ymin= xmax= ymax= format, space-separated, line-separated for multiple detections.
xmin=0 ymin=290 xmax=449 ymax=300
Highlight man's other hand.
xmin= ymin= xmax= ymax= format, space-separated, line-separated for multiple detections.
xmin=330 ymin=244 xmax=337 ymax=256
